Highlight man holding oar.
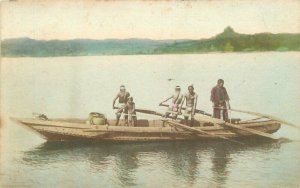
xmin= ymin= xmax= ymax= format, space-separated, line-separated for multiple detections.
xmin=211 ymin=79 xmax=230 ymax=121
xmin=159 ymin=86 xmax=183 ymax=119
xmin=113 ymin=85 xmax=130 ymax=126
xmin=179 ymin=85 xmax=198 ymax=126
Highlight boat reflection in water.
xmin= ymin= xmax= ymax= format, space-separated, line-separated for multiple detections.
xmin=22 ymin=139 xmax=286 ymax=187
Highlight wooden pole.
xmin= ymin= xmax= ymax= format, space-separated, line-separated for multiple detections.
xmin=136 ymin=108 xmax=244 ymax=143
xmin=215 ymin=107 xmax=300 ymax=130
xmin=194 ymin=114 xmax=279 ymax=140
xmin=159 ymin=103 xmax=212 ymax=116
xmin=164 ymin=120 xmax=243 ymax=144
xmin=224 ymin=121 xmax=278 ymax=139
xmin=137 ymin=107 xmax=279 ymax=140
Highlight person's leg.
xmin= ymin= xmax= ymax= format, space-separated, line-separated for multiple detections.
xmin=184 ymin=116 xmax=189 ymax=125
xmin=115 ymin=106 xmax=124 ymax=126
xmin=213 ymin=108 xmax=221 ymax=119
xmin=134 ymin=118 xmax=137 ymax=126
xmin=190 ymin=113 xmax=194 ymax=127
xmin=213 ymin=107 xmax=216 ymax=118
xmin=190 ymin=118 xmax=194 ymax=127
xmin=223 ymin=109 xmax=229 ymax=122
xmin=221 ymin=103 xmax=228 ymax=121
xmin=132 ymin=113 xmax=137 ymax=127
xmin=124 ymin=118 xmax=128 ymax=126
xmin=115 ymin=113 xmax=121 ymax=126
xmin=124 ymin=108 xmax=128 ymax=126
xmin=173 ymin=112 xmax=178 ymax=120
xmin=127 ymin=114 xmax=132 ymax=126
xmin=173 ymin=104 xmax=179 ymax=120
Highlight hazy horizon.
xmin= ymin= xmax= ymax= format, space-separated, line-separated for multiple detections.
xmin=3 ymin=27 xmax=300 ymax=41
xmin=1 ymin=0 xmax=300 ymax=40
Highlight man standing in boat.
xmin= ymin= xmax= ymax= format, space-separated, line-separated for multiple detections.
xmin=113 ymin=85 xmax=130 ymax=126
xmin=125 ymin=96 xmax=137 ymax=127
xmin=210 ymin=79 xmax=230 ymax=121
xmin=180 ymin=85 xmax=198 ymax=126
xmin=160 ymin=86 xmax=183 ymax=119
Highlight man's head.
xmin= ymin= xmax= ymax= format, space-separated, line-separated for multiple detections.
xmin=188 ymin=85 xmax=194 ymax=93
xmin=217 ymin=79 xmax=224 ymax=87
xmin=120 ymin=85 xmax=126 ymax=92
xmin=128 ymin=96 xmax=133 ymax=102
xmin=175 ymin=86 xmax=181 ymax=92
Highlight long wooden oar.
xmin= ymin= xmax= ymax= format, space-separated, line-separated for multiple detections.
xmin=135 ymin=107 xmax=278 ymax=140
xmin=230 ymin=108 xmax=300 ymax=130
xmin=136 ymin=108 xmax=243 ymax=144
xmin=164 ymin=119 xmax=243 ymax=144
xmin=215 ymin=107 xmax=300 ymax=130
xmin=224 ymin=121 xmax=279 ymax=139
xmin=159 ymin=103 xmax=212 ymax=116
xmin=194 ymin=114 xmax=279 ymax=140
xmin=114 ymin=106 xmax=165 ymax=117
xmin=135 ymin=108 xmax=165 ymax=116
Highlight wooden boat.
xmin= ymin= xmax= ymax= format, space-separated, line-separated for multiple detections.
xmin=11 ymin=115 xmax=281 ymax=142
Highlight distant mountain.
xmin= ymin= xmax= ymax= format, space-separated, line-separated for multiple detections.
xmin=154 ymin=27 xmax=300 ymax=53
xmin=1 ymin=27 xmax=300 ymax=57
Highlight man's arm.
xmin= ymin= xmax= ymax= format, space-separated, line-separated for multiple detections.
xmin=224 ymin=88 xmax=230 ymax=101
xmin=159 ymin=96 xmax=173 ymax=105
xmin=177 ymin=94 xmax=184 ymax=104
xmin=193 ymin=94 xmax=198 ymax=115
xmin=210 ymin=88 xmax=216 ymax=107
xmin=179 ymin=95 xmax=186 ymax=113
xmin=224 ymin=88 xmax=230 ymax=109
xmin=210 ymin=88 xmax=215 ymax=102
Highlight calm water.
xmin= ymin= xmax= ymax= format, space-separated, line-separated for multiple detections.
xmin=1 ymin=53 xmax=300 ymax=187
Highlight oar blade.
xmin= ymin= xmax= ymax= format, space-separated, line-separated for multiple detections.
xmin=224 ymin=122 xmax=279 ymax=140
xmin=230 ymin=108 xmax=300 ymax=130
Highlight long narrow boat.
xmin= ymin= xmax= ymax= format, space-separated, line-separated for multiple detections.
xmin=11 ymin=115 xmax=281 ymax=142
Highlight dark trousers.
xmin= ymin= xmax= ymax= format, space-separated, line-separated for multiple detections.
xmin=213 ymin=103 xmax=228 ymax=121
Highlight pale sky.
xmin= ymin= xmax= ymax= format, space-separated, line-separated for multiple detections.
xmin=1 ymin=0 xmax=300 ymax=40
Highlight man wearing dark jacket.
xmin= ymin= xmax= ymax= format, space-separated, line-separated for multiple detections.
xmin=210 ymin=79 xmax=230 ymax=121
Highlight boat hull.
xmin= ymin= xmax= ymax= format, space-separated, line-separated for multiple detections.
xmin=11 ymin=117 xmax=281 ymax=142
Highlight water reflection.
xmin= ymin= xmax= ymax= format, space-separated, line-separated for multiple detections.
xmin=114 ymin=147 xmax=139 ymax=187
xmin=164 ymin=142 xmax=201 ymax=187
xmin=22 ymin=139 xmax=286 ymax=187
xmin=211 ymin=142 xmax=231 ymax=186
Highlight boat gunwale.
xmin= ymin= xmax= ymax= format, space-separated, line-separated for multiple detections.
xmin=11 ymin=117 xmax=281 ymax=131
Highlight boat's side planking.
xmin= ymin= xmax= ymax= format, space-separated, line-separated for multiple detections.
xmin=11 ymin=117 xmax=281 ymax=141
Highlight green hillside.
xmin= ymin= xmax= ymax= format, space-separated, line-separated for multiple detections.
xmin=1 ymin=27 xmax=299 ymax=57
xmin=154 ymin=27 xmax=300 ymax=53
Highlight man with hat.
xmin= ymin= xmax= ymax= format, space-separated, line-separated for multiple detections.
xmin=113 ymin=85 xmax=130 ymax=126
xmin=210 ymin=79 xmax=230 ymax=121
xmin=180 ymin=85 xmax=198 ymax=126
xmin=160 ymin=86 xmax=183 ymax=119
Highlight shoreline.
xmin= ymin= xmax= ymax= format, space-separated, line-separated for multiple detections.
xmin=2 ymin=50 xmax=299 ymax=58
